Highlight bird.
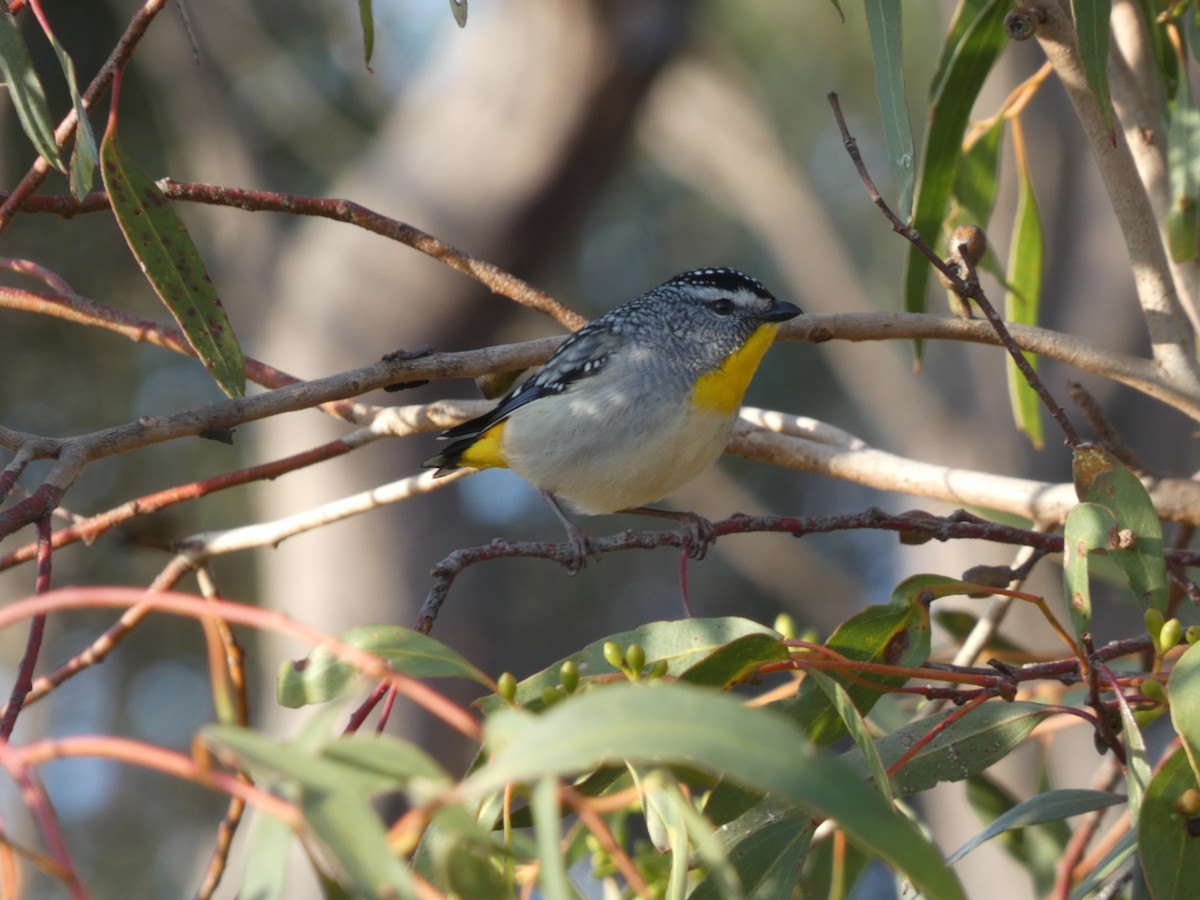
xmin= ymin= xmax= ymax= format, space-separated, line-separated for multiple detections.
xmin=423 ymin=267 xmax=801 ymax=572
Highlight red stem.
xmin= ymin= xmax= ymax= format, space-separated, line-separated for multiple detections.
xmin=0 ymin=514 xmax=52 ymax=738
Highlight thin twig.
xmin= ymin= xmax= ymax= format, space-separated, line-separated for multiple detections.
xmin=418 ymin=508 xmax=1071 ymax=632
xmin=826 ymin=91 xmax=1082 ymax=447
xmin=0 ymin=433 xmax=368 ymax=572
xmin=1 ymin=180 xmax=587 ymax=331
xmin=191 ymin=565 xmax=249 ymax=900
xmin=0 ymin=514 xmax=52 ymax=738
xmin=0 ymin=745 xmax=85 ymax=898
xmin=2 ymin=588 xmax=483 ymax=739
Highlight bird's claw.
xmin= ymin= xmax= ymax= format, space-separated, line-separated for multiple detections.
xmin=563 ymin=523 xmax=602 ymax=574
xmin=678 ymin=513 xmax=716 ymax=560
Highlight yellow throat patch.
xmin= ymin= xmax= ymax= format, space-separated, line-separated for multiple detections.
xmin=690 ymin=323 xmax=780 ymax=415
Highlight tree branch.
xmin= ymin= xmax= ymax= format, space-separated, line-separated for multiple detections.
xmin=1026 ymin=0 xmax=1200 ymax=393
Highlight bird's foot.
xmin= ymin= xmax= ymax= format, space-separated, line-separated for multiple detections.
xmin=562 ymin=522 xmax=601 ymax=574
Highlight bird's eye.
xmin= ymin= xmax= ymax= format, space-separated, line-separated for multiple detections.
xmin=710 ymin=297 xmax=735 ymax=315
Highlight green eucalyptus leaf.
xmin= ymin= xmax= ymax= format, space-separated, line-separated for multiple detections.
xmin=1071 ymin=0 xmax=1115 ymax=137
xmin=954 ymin=121 xmax=1003 ymax=228
xmin=463 ymin=682 xmax=966 ymax=900
xmin=1072 ymin=444 xmax=1168 ymax=615
xmin=357 ymin=0 xmax=375 ymax=66
xmin=1062 ymin=502 xmax=1117 ymax=646
xmin=1169 ymin=641 xmax=1200 ymax=783
xmin=805 ymin=668 xmax=893 ymax=802
xmin=902 ymin=0 xmax=1007 ymax=336
xmin=0 ymin=8 xmax=66 ymax=172
xmin=100 ymin=122 xmax=245 ymax=397
xmin=1167 ymin=28 xmax=1200 ymax=263
xmin=948 ymin=789 xmax=1124 ymax=864
xmin=238 ymin=812 xmax=291 ymax=900
xmin=966 ymin=772 xmax=1068 ymax=895
xmin=302 ymin=788 xmax=414 ymax=898
xmin=277 ymin=624 xmax=489 ymax=707
xmin=1005 ymin=138 xmax=1045 ymax=448
xmin=863 ymin=701 xmax=1053 ymax=796
xmin=1138 ymin=746 xmax=1200 ymax=898
xmin=36 ymin=16 xmax=95 ymax=198
xmin=531 ymin=777 xmax=571 ymax=900
xmin=678 ymin=632 xmax=790 ymax=689
xmin=865 ymin=0 xmax=915 ymax=220
xmin=689 ymin=804 xmax=810 ymax=900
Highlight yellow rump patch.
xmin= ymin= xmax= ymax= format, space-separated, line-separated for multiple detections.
xmin=457 ymin=420 xmax=510 ymax=470
xmin=691 ymin=323 xmax=781 ymax=415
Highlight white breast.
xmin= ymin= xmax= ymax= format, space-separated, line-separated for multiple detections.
xmin=500 ymin=387 xmax=737 ymax=514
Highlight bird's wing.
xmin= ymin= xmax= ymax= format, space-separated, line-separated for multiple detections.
xmin=425 ymin=325 xmax=620 ymax=471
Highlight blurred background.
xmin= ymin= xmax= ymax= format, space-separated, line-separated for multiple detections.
xmin=0 ymin=0 xmax=1185 ymax=896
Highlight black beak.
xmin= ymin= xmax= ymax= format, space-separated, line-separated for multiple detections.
xmin=761 ymin=299 xmax=802 ymax=323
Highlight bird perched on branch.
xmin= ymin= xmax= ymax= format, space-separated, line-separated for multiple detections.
xmin=424 ymin=267 xmax=801 ymax=572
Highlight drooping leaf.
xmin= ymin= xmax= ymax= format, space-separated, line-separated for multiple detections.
xmin=1062 ymin=501 xmax=1117 ymax=646
xmin=1138 ymin=746 xmax=1200 ymax=897
xmin=952 ymin=115 xmax=1005 ymax=282
xmin=1169 ymin=641 xmax=1200 ymax=783
xmin=865 ymin=0 xmax=915 ymax=221
xmin=1005 ymin=126 xmax=1045 ymax=448
xmin=0 ymin=8 xmax=66 ymax=172
xmin=302 ymin=787 xmax=415 ymax=898
xmin=1134 ymin=0 xmax=1177 ymax=100
xmin=929 ymin=0 xmax=993 ymax=100
xmin=805 ymin=668 xmax=893 ymax=802
xmin=357 ymin=0 xmax=375 ymax=67
xmin=901 ymin=0 xmax=1008 ymax=339
xmin=1072 ymin=444 xmax=1168 ymax=614
xmin=634 ymin=772 xmax=692 ymax=899
xmin=277 ymin=624 xmax=490 ymax=707
xmin=949 ymin=788 xmax=1124 ymax=864
xmin=530 ymin=777 xmax=571 ymax=900
xmin=1113 ymin=682 xmax=1150 ymax=819
xmin=1071 ymin=0 xmax=1115 ymax=138
xmin=36 ymin=12 xmax=96 ymax=198
xmin=238 ymin=812 xmax=291 ymax=900
xmin=655 ymin=778 xmax=742 ymax=899
xmin=100 ymin=110 xmax=246 ymax=398
xmin=1167 ymin=26 xmax=1200 ymax=263
xmin=866 ymin=700 xmax=1053 ymax=797
xmin=462 ymin=682 xmax=966 ymax=900
xmin=203 ymin=723 xmax=422 ymax=897
xmin=449 ymin=0 xmax=468 ymax=28
xmin=966 ymin=771 xmax=1069 ymax=896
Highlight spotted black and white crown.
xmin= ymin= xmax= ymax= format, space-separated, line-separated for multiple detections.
xmin=663 ymin=267 xmax=776 ymax=301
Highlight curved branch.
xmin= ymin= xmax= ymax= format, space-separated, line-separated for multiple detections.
xmin=732 ymin=409 xmax=1200 ymax=526
xmin=0 ymin=180 xmax=588 ymax=331
xmin=1026 ymin=0 xmax=1200 ymax=393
